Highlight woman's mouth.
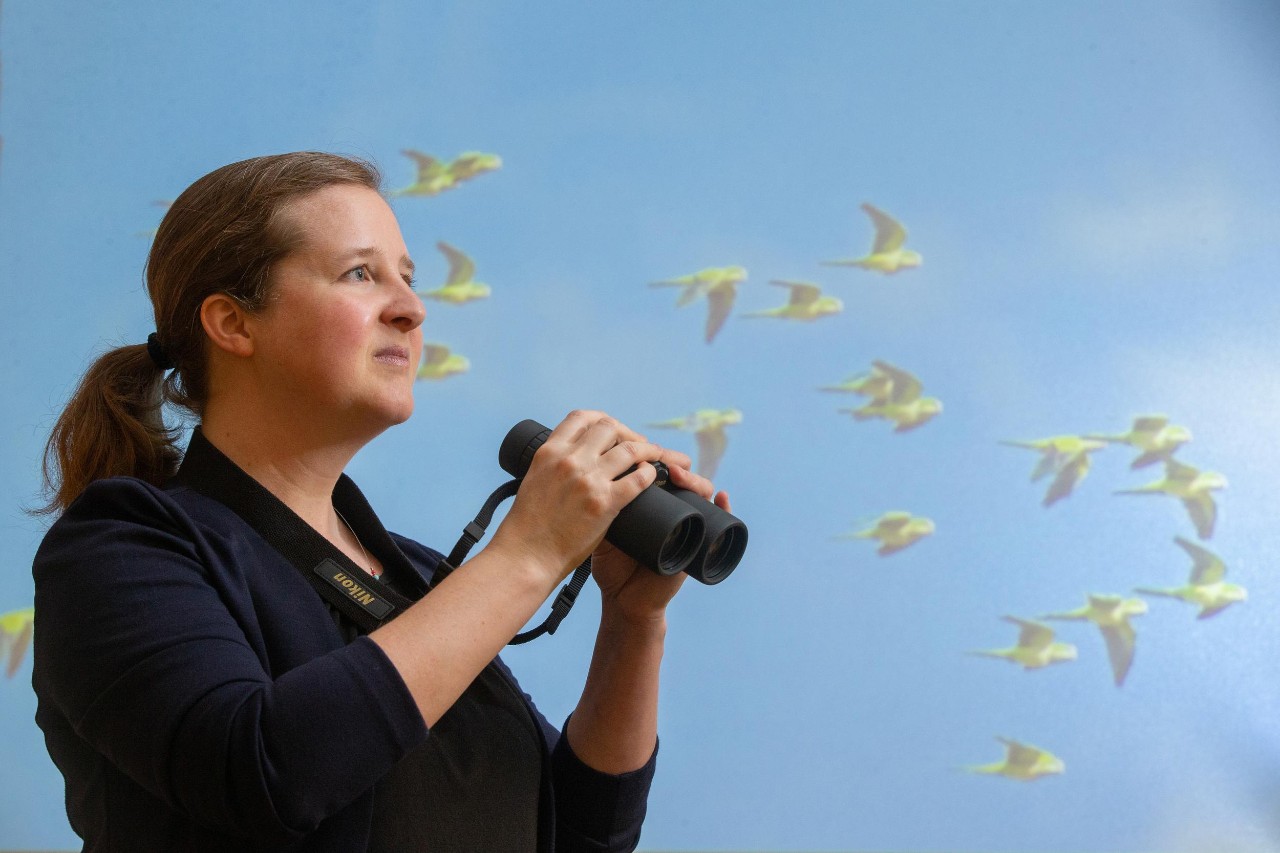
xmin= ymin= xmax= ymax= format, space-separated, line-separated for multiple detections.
xmin=374 ymin=346 xmax=412 ymax=368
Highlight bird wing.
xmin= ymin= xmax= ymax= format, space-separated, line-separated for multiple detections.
xmin=1043 ymin=452 xmax=1089 ymax=507
xmin=5 ymin=619 xmax=32 ymax=678
xmin=872 ymin=513 xmax=913 ymax=535
xmin=436 ymin=241 xmax=476 ymax=285
xmin=769 ymin=280 xmax=821 ymax=306
xmin=1002 ymin=740 xmax=1040 ymax=772
xmin=695 ymin=428 xmax=728 ymax=479
xmin=1165 ymin=458 xmax=1200 ymax=485
xmin=1174 ymin=536 xmax=1225 ymax=584
xmin=861 ymin=203 xmax=907 ymax=253
xmin=402 ymin=149 xmax=442 ymax=179
xmin=1029 ymin=451 xmax=1061 ymax=483
xmin=1100 ymin=621 xmax=1137 ymax=687
xmin=870 ymin=360 xmax=922 ymax=404
xmin=1183 ymin=494 xmax=1218 ymax=540
xmin=1131 ymin=415 xmax=1169 ymax=435
xmin=705 ymin=285 xmax=735 ymax=343
xmin=1005 ymin=616 xmax=1055 ymax=651
xmin=422 ymin=344 xmax=450 ymax=368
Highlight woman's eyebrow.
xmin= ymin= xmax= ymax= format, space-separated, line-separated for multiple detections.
xmin=334 ymin=247 xmax=415 ymax=273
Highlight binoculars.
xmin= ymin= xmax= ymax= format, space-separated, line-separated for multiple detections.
xmin=500 ymin=419 xmax=748 ymax=585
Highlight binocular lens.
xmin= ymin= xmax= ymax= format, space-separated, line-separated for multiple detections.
xmin=657 ymin=516 xmax=705 ymax=575
xmin=696 ymin=525 xmax=748 ymax=584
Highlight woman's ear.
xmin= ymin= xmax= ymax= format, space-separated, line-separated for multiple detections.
xmin=200 ymin=293 xmax=255 ymax=357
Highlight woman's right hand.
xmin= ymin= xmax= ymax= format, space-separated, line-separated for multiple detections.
xmin=487 ymin=410 xmax=668 ymax=584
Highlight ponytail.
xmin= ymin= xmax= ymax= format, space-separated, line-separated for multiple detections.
xmin=37 ymin=343 xmax=182 ymax=516
xmin=34 ymin=151 xmax=381 ymax=517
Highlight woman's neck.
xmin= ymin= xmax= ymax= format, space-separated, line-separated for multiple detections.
xmin=197 ymin=413 xmax=364 ymax=534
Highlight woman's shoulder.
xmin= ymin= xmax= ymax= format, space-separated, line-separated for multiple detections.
xmin=53 ymin=475 xmax=236 ymax=531
xmin=38 ymin=475 xmax=247 ymax=568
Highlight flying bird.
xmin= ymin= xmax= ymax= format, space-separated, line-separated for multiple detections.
xmin=416 ymin=344 xmax=470 ymax=381
xmin=420 ymin=241 xmax=491 ymax=304
xmin=822 ymin=203 xmax=922 ymax=274
xmin=836 ymin=511 xmax=934 ymax=556
xmin=391 ymin=149 xmax=502 ymax=197
xmin=837 ymin=361 xmax=941 ymax=432
xmin=965 ymin=738 xmax=1064 ymax=782
xmin=1136 ymin=537 xmax=1246 ymax=619
xmin=647 ymin=408 xmax=742 ymax=479
xmin=1000 ymin=435 xmax=1107 ymax=507
xmin=1114 ymin=458 xmax=1226 ymax=540
xmin=742 ymin=280 xmax=843 ymax=322
xmin=0 ymin=606 xmax=34 ymax=678
xmin=649 ymin=266 xmax=746 ymax=343
xmin=1087 ymin=415 xmax=1192 ymax=469
xmin=1042 ymin=594 xmax=1147 ymax=687
xmin=969 ymin=616 xmax=1078 ymax=670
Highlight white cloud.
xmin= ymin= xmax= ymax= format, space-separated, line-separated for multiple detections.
xmin=1049 ymin=171 xmax=1280 ymax=277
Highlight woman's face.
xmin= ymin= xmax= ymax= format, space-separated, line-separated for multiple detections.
xmin=246 ymin=184 xmax=426 ymax=436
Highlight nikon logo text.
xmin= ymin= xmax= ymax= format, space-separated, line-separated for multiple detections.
xmin=314 ymin=558 xmax=394 ymax=620
xmin=333 ymin=572 xmax=376 ymax=605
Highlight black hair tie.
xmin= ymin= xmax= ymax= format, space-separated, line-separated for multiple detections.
xmin=146 ymin=333 xmax=175 ymax=371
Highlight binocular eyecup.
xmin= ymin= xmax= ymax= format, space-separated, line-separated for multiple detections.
xmin=500 ymin=419 xmax=747 ymax=585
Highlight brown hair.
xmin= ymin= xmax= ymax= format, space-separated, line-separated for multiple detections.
xmin=37 ymin=152 xmax=382 ymax=515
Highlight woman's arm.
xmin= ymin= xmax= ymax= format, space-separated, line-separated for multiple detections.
xmin=370 ymin=410 xmax=690 ymax=728
xmin=566 ymin=465 xmax=729 ymax=773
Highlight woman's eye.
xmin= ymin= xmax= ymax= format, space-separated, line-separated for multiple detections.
xmin=346 ymin=265 xmax=370 ymax=282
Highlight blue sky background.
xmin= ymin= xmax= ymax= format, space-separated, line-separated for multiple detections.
xmin=3 ymin=1 xmax=1280 ymax=850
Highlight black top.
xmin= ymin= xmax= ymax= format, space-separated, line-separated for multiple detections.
xmin=33 ymin=428 xmax=657 ymax=852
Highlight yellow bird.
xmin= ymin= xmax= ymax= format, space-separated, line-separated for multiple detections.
xmin=649 ymin=266 xmax=747 ymax=344
xmin=837 ymin=361 xmax=941 ymax=432
xmin=1114 ymin=458 xmax=1227 ymax=540
xmin=647 ymin=408 xmax=742 ymax=479
xmin=965 ymin=738 xmax=1065 ymax=782
xmin=743 ymin=280 xmax=843 ymax=321
xmin=0 ymin=606 xmax=34 ymax=678
xmin=391 ymin=149 xmax=502 ymax=197
xmin=969 ymin=616 xmax=1078 ymax=670
xmin=420 ymin=241 xmax=491 ymax=304
xmin=1136 ymin=537 xmax=1246 ymax=619
xmin=1042 ymin=594 xmax=1147 ymax=687
xmin=822 ymin=203 xmax=922 ymax=274
xmin=1087 ymin=415 xmax=1192 ymax=469
xmin=836 ymin=511 xmax=935 ymax=556
xmin=1000 ymin=435 xmax=1107 ymax=507
xmin=416 ymin=344 xmax=470 ymax=381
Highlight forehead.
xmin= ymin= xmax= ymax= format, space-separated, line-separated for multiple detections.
xmin=276 ymin=184 xmax=406 ymax=259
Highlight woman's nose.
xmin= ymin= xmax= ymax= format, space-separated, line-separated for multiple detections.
xmin=386 ymin=280 xmax=426 ymax=331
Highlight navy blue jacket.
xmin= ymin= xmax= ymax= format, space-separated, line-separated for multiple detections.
xmin=33 ymin=434 xmax=655 ymax=852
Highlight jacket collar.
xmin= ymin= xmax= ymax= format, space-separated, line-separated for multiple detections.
xmin=170 ymin=427 xmax=428 ymax=602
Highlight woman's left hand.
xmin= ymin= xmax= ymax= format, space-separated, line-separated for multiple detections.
xmin=589 ymin=453 xmax=731 ymax=625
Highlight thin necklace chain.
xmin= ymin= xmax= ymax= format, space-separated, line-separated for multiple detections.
xmin=334 ymin=507 xmax=382 ymax=579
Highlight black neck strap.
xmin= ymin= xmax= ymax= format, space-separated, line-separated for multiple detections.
xmin=171 ymin=428 xmax=590 ymax=643
xmin=170 ymin=428 xmax=422 ymax=634
xmin=433 ymin=479 xmax=592 ymax=645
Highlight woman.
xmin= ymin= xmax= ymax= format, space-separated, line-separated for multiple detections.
xmin=33 ymin=152 xmax=729 ymax=852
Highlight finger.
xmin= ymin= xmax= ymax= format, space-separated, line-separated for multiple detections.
xmin=545 ymin=409 xmax=608 ymax=449
xmin=656 ymin=447 xmax=694 ymax=472
xmin=713 ymin=490 xmax=732 ymax=513
xmin=577 ymin=415 xmax=633 ymax=455
xmin=665 ymin=462 xmax=714 ymax=500
xmin=601 ymin=440 xmax=665 ymax=479
xmin=610 ymin=458 xmax=660 ymax=503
